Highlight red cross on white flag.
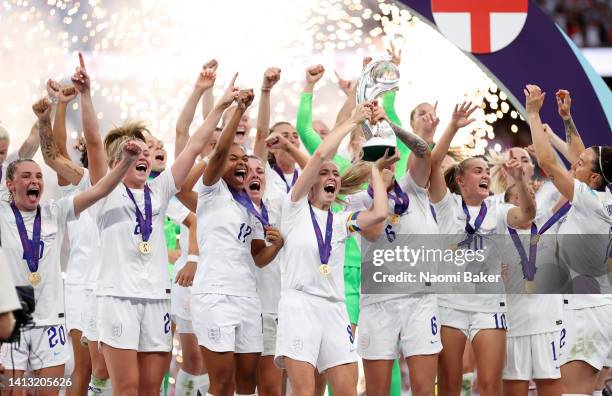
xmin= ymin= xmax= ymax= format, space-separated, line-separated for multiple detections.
xmin=431 ymin=0 xmax=529 ymax=54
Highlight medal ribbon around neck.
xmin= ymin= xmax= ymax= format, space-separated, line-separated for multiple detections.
xmin=308 ymin=201 xmax=333 ymax=266
xmin=457 ymin=200 xmax=488 ymax=248
xmin=124 ymin=184 xmax=153 ymax=243
xmin=367 ymin=180 xmax=409 ymax=216
xmin=229 ymin=187 xmax=269 ymax=229
xmin=272 ymin=164 xmax=298 ymax=193
xmin=10 ymin=202 xmax=42 ymax=273
xmin=507 ymin=201 xmax=571 ymax=281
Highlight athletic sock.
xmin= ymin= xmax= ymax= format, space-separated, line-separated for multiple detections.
xmin=197 ymin=373 xmax=210 ymax=394
xmin=460 ymin=372 xmax=474 ymax=396
xmin=593 ymin=391 xmax=603 ymax=396
xmin=87 ymin=376 xmax=112 ymax=396
xmin=175 ymin=369 xmax=198 ymax=396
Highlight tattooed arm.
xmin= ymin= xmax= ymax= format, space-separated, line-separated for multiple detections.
xmin=32 ymin=98 xmax=84 ymax=186
xmin=556 ymin=90 xmax=585 ymax=161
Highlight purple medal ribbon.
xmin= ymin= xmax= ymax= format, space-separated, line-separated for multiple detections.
xmin=458 ymin=200 xmax=488 ymax=248
xmin=507 ymin=201 xmax=571 ymax=281
xmin=367 ymin=180 xmax=409 ymax=216
xmin=229 ymin=187 xmax=270 ymax=228
xmin=272 ymin=164 xmax=298 ymax=193
xmin=508 ymin=224 xmax=538 ymax=281
xmin=308 ymin=201 xmax=333 ymax=265
xmin=10 ymin=202 xmax=42 ymax=272
xmin=124 ymin=184 xmax=153 ymax=242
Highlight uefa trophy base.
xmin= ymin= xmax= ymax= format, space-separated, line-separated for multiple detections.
xmin=362 ymin=145 xmax=396 ymax=162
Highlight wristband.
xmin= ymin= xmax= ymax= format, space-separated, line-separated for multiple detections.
xmin=187 ymin=255 xmax=199 ymax=263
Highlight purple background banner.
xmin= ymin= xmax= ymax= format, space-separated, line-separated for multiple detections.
xmin=398 ymin=0 xmax=611 ymax=148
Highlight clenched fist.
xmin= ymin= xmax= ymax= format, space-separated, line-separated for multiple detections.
xmin=262 ymin=67 xmax=281 ymax=90
xmin=32 ymin=98 xmax=52 ymax=120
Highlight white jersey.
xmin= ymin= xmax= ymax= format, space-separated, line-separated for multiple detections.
xmin=193 ymin=179 xmax=264 ymax=298
xmin=279 ymin=194 xmax=355 ymax=302
xmin=95 ymin=170 xmax=178 ymax=300
xmin=497 ymin=204 xmax=564 ymax=336
xmin=346 ymin=172 xmax=439 ymax=306
xmin=433 ymin=190 xmax=507 ymax=312
xmin=61 ymin=169 xmax=100 ymax=289
xmin=0 ymin=197 xmax=75 ymax=326
xmin=0 ymin=151 xmax=19 ymax=202
xmin=558 ymin=180 xmax=612 ymax=309
xmin=265 ymin=163 xmax=300 ymax=200
xmin=253 ymin=196 xmax=282 ymax=314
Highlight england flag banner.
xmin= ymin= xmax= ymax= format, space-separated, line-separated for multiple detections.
xmin=431 ymin=0 xmax=529 ymax=54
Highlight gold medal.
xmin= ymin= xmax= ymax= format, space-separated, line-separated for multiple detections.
xmin=388 ymin=214 xmax=401 ymax=225
xmin=139 ymin=241 xmax=152 ymax=255
xmin=524 ymin=280 xmax=536 ymax=294
xmin=28 ymin=272 xmax=42 ymax=287
xmin=319 ymin=264 xmax=331 ymax=276
xmin=530 ymin=234 xmax=540 ymax=246
xmin=448 ymin=243 xmax=458 ymax=251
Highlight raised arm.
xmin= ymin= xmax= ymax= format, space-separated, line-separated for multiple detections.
xmin=541 ymin=123 xmax=574 ymax=163
xmin=203 ymin=85 xmax=254 ymax=186
xmin=16 ymin=122 xmax=40 ymax=160
xmin=355 ymin=161 xmax=391 ymax=232
xmin=291 ymin=104 xmax=369 ymax=202
xmin=32 ymin=98 xmax=84 ymax=186
xmin=73 ymin=141 xmax=140 ymax=215
xmin=49 ymin=83 xmax=79 ymax=186
xmin=173 ymin=72 xmax=237 ymax=189
xmin=556 ymin=89 xmax=585 ymax=162
xmin=505 ymin=151 xmax=537 ymax=227
xmin=72 ymin=52 xmax=107 ymax=184
xmin=175 ymin=61 xmax=217 ymax=158
xmin=429 ymin=101 xmax=476 ymax=202
xmin=175 ymin=160 xmax=206 ymax=212
xmin=265 ymin=132 xmax=310 ymax=169
xmin=333 ymin=71 xmax=357 ymax=127
xmin=254 ymin=67 xmax=281 ymax=159
xmin=174 ymin=212 xmax=199 ymax=287
xmin=525 ymin=84 xmax=575 ymax=200
xmin=296 ymin=65 xmax=352 ymax=173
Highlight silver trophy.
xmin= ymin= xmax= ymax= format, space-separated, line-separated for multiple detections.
xmin=356 ymin=56 xmax=400 ymax=161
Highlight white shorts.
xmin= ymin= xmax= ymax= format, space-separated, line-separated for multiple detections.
xmin=64 ymin=285 xmax=88 ymax=333
xmin=275 ymin=291 xmax=357 ymax=373
xmin=82 ymin=289 xmax=98 ymax=342
xmin=503 ymin=331 xmax=561 ymax=380
xmin=262 ymin=313 xmax=278 ymax=357
xmin=439 ymin=306 xmax=508 ymax=342
xmin=358 ymin=295 xmax=441 ymax=360
xmin=175 ymin=316 xmax=194 ymax=334
xmin=192 ymin=293 xmax=263 ymax=353
xmin=171 ymin=282 xmax=192 ymax=321
xmin=0 ymin=325 xmax=69 ymax=371
xmin=560 ymin=304 xmax=612 ymax=370
xmin=97 ymin=296 xmax=172 ymax=352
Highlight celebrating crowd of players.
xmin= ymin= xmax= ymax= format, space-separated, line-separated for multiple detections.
xmin=0 ymin=48 xmax=611 ymax=396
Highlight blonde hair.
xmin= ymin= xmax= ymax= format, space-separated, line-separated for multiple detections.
xmin=339 ymin=161 xmax=372 ymax=199
xmin=488 ymin=148 xmax=508 ymax=195
xmin=103 ymin=120 xmax=148 ymax=166
xmin=0 ymin=124 xmax=9 ymax=142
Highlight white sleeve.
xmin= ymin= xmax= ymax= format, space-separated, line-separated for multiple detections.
xmin=432 ymin=188 xmax=457 ymax=233
xmin=280 ymin=193 xmax=308 ymax=238
xmin=150 ymin=170 xmax=179 ymax=206
xmin=344 ymin=191 xmax=371 ymax=212
xmin=166 ymin=197 xmax=189 ymax=225
xmin=570 ymin=179 xmax=601 ymax=217
xmin=54 ymin=196 xmax=77 ymax=227
xmin=398 ymin=172 xmax=428 ymax=198
xmin=496 ymin=203 xmax=513 ymax=233
xmin=198 ymin=178 xmax=224 ymax=205
xmin=59 ymin=169 xmax=91 ymax=197
xmin=0 ymin=261 xmax=20 ymax=313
